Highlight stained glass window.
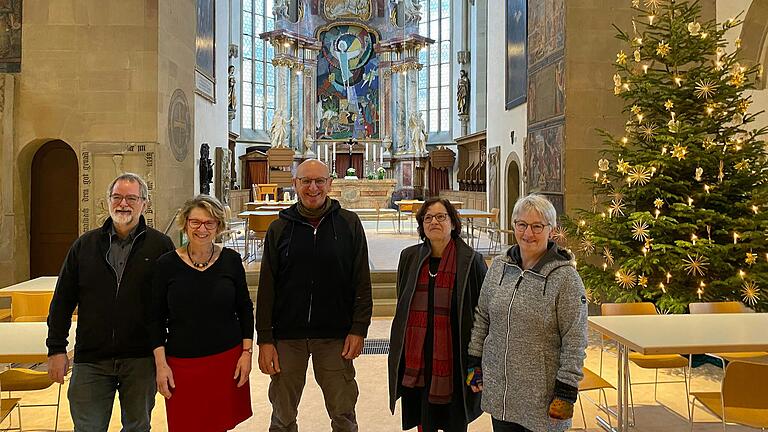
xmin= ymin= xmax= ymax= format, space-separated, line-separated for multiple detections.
xmin=418 ymin=0 xmax=451 ymax=133
xmin=242 ymin=0 xmax=277 ymax=132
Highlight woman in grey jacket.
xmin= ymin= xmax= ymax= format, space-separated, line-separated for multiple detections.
xmin=388 ymin=198 xmax=487 ymax=432
xmin=468 ymin=194 xmax=588 ymax=432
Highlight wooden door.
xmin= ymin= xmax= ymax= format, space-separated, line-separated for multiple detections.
xmin=30 ymin=140 xmax=78 ymax=277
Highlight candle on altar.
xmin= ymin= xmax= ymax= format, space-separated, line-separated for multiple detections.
xmin=379 ymin=142 xmax=384 ymax=164
xmin=332 ymin=143 xmax=336 ymax=170
xmin=365 ymin=142 xmax=369 ymax=169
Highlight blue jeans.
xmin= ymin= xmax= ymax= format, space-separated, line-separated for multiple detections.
xmin=68 ymin=357 xmax=156 ymax=432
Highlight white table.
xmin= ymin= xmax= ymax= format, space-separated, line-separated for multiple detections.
xmin=457 ymin=208 xmax=494 ymax=247
xmin=588 ymin=313 xmax=768 ymax=431
xmin=0 ymin=321 xmax=76 ymax=363
xmin=0 ymin=277 xmax=58 ymax=297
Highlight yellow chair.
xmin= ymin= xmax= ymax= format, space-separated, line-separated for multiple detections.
xmin=600 ymin=302 xmax=690 ymax=420
xmin=247 ymin=213 xmax=278 ymax=258
xmin=409 ymin=202 xmax=423 ymax=234
xmin=0 ymin=396 xmax=21 ymax=431
xmin=0 ymin=368 xmax=62 ymax=432
xmin=690 ymin=361 xmax=768 ymax=430
xmin=374 ymin=202 xmax=397 ymax=233
xmin=689 ymin=301 xmax=768 ymax=363
xmin=256 ymin=183 xmax=278 ymax=201
xmin=10 ymin=292 xmax=54 ymax=322
xmin=577 ymin=367 xmax=615 ymax=430
xmin=0 ymin=308 xmax=10 ymax=322
xmin=475 ymin=207 xmax=501 ymax=253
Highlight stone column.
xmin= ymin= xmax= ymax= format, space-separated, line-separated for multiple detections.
xmin=290 ymin=65 xmax=301 ymax=153
xmin=395 ymin=67 xmax=406 ymax=153
xmin=302 ymin=49 xmax=319 ymax=157
xmin=378 ymin=51 xmax=393 ymax=158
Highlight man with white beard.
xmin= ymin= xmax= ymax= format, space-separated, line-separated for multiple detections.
xmin=47 ymin=173 xmax=175 ymax=431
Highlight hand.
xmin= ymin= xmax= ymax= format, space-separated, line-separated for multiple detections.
xmin=47 ymin=354 xmax=69 ymax=384
xmin=258 ymin=343 xmax=281 ymax=375
xmin=155 ymin=362 xmax=175 ymax=399
xmin=466 ymin=366 xmax=483 ymax=393
xmin=548 ymin=398 xmax=574 ymax=420
xmin=341 ymin=334 xmax=364 ymax=360
xmin=234 ymin=351 xmax=252 ymax=387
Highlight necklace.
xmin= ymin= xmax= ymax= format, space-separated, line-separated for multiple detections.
xmin=187 ymin=243 xmax=215 ymax=269
xmin=428 ymin=270 xmax=438 ymax=278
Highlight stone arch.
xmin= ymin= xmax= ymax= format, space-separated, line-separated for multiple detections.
xmin=504 ymin=151 xmax=522 ymax=244
xmin=739 ymin=0 xmax=768 ymax=89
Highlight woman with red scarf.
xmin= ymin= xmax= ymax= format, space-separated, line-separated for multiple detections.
xmin=388 ymin=198 xmax=488 ymax=432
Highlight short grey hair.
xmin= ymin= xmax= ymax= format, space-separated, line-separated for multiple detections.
xmin=511 ymin=194 xmax=557 ymax=227
xmin=106 ymin=173 xmax=149 ymax=199
xmin=176 ymin=194 xmax=226 ymax=234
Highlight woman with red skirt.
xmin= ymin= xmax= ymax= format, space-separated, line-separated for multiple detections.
xmin=150 ymin=195 xmax=254 ymax=431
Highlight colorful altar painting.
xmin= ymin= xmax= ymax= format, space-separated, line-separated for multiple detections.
xmin=525 ymin=123 xmax=563 ymax=193
xmin=316 ymin=25 xmax=380 ymax=140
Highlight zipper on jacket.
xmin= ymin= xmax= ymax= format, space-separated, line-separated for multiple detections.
xmin=305 ymin=216 xmax=325 ymax=324
xmin=502 ymin=270 xmax=524 ymax=421
xmin=103 ymin=229 xmax=145 ymax=350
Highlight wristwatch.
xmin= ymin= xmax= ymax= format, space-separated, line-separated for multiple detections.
xmin=243 ymin=347 xmax=253 ymax=353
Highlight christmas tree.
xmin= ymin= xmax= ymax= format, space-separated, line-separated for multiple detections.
xmin=563 ymin=0 xmax=768 ymax=313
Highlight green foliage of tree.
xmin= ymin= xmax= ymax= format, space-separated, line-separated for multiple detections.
xmin=563 ymin=0 xmax=768 ymax=313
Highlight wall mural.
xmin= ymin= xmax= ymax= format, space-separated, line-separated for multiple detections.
xmin=0 ymin=0 xmax=22 ymax=73
xmin=528 ymin=0 xmax=564 ymax=68
xmin=322 ymin=0 xmax=373 ymax=20
xmin=316 ymin=25 xmax=380 ymax=140
xmin=525 ymin=123 xmax=563 ymax=193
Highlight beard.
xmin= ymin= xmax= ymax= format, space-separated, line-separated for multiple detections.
xmin=110 ymin=209 xmax=136 ymax=226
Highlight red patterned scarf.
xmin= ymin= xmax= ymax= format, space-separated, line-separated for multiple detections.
xmin=402 ymin=239 xmax=457 ymax=404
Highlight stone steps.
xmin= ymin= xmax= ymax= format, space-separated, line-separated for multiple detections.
xmin=246 ymin=269 xmax=398 ymax=318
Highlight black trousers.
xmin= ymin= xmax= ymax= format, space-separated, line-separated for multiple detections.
xmin=491 ymin=418 xmax=533 ymax=432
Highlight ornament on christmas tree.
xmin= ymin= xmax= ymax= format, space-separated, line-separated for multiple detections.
xmin=687 ymin=22 xmax=701 ymax=35
xmin=694 ymin=80 xmax=717 ymax=98
xmin=682 ymin=253 xmax=709 ymax=276
xmin=634 ymin=49 xmax=641 ymax=62
xmin=580 ymin=237 xmax=596 ymax=254
xmin=603 ymin=247 xmax=615 ymax=266
xmin=628 ymin=165 xmax=652 ymax=185
xmin=664 ymin=99 xmax=674 ymax=110
xmin=653 ymin=198 xmax=664 ymax=208
xmin=615 ymin=268 xmax=638 ymax=289
xmin=735 ymin=38 xmax=742 ymax=48
xmin=631 ymin=220 xmax=651 ymax=241
xmin=656 ymin=40 xmax=671 ymax=57
xmin=694 ymin=167 xmax=703 ymax=181
xmin=552 ymin=226 xmax=568 ymax=245
xmin=598 ymin=158 xmax=610 ymax=171
xmin=617 ymin=159 xmax=631 ymax=174
xmin=609 ymin=199 xmax=627 ymax=216
xmin=746 ymin=252 xmax=758 ymax=266
xmin=632 ymin=0 xmax=640 ymax=7
xmin=671 ymin=144 xmax=688 ymax=160
xmin=734 ymin=159 xmax=750 ymax=171
xmin=742 ymin=280 xmax=760 ymax=306
xmin=645 ymin=0 xmax=661 ymax=10
xmin=617 ymin=51 xmax=628 ymax=65
xmin=639 ymin=275 xmax=649 ymax=287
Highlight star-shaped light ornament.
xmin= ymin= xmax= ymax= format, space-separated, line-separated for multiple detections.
xmin=671 ymin=144 xmax=688 ymax=160
xmin=638 ymin=275 xmax=649 ymax=287
xmin=687 ymin=22 xmax=701 ymax=36
xmin=738 ymin=99 xmax=752 ymax=113
xmin=603 ymin=247 xmax=615 ymax=267
xmin=580 ymin=237 xmax=596 ymax=255
xmin=631 ymin=220 xmax=651 ymax=241
xmin=656 ymin=41 xmax=671 ymax=57
xmin=734 ymin=160 xmax=750 ymax=171
xmin=615 ymin=268 xmax=638 ymax=289
xmin=741 ymin=280 xmax=761 ymax=306
xmin=632 ymin=0 xmax=640 ymax=7
xmin=551 ymin=226 xmax=568 ymax=245
xmin=694 ymin=167 xmax=703 ymax=182
xmin=617 ymin=159 xmax=631 ymax=174
xmin=664 ymin=99 xmax=674 ymax=110
xmin=729 ymin=68 xmax=746 ymax=87
xmin=644 ymin=0 xmax=661 ymax=10
xmin=683 ymin=253 xmax=709 ymax=277
xmin=639 ymin=124 xmax=657 ymax=140
xmin=628 ymin=165 xmax=652 ymax=186
xmin=598 ymin=158 xmax=610 ymax=171
xmin=630 ymin=105 xmax=641 ymax=115
xmin=702 ymin=137 xmax=715 ymax=149
xmin=746 ymin=252 xmax=758 ymax=266
xmin=616 ymin=51 xmax=628 ymax=65
xmin=609 ymin=199 xmax=627 ymax=217
xmin=654 ymin=198 xmax=664 ymax=209
xmin=694 ymin=80 xmax=718 ymax=99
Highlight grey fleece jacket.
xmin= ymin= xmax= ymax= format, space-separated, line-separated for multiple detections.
xmin=468 ymin=241 xmax=588 ymax=432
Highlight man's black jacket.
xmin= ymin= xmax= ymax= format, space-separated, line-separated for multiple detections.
xmin=255 ymin=199 xmax=373 ymax=344
xmin=47 ymin=216 xmax=175 ymax=362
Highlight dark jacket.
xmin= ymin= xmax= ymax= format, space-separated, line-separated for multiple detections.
xmin=255 ymin=199 xmax=373 ymax=344
xmin=388 ymin=237 xmax=487 ymax=423
xmin=47 ymin=216 xmax=175 ymax=363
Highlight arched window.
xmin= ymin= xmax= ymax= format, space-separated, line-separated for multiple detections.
xmin=418 ymin=0 xmax=451 ymax=134
xmin=242 ymin=0 xmax=277 ymax=132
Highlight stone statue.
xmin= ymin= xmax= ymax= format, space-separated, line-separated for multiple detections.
xmin=457 ymin=69 xmax=470 ymax=116
xmin=228 ymin=65 xmax=237 ymax=116
xmin=199 ymin=143 xmax=214 ymax=195
xmin=401 ymin=0 xmax=422 ymax=23
xmin=269 ymin=109 xmax=293 ymax=148
xmin=409 ymin=112 xmax=427 ymax=154
xmin=273 ymin=0 xmax=290 ymax=20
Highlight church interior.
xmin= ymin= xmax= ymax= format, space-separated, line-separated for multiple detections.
xmin=2 ymin=0 xmax=768 ymax=430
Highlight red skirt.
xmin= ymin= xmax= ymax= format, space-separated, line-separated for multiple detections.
xmin=165 ymin=345 xmax=252 ymax=432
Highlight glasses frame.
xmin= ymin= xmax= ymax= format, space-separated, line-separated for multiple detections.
xmin=513 ymin=220 xmax=551 ymax=234
xmin=296 ymin=177 xmax=329 ymax=187
xmin=109 ymin=194 xmax=145 ymax=205
xmin=187 ymin=219 xmax=219 ymax=230
xmin=423 ymin=213 xmax=449 ymax=224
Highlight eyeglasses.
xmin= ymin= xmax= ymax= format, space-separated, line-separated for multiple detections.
xmin=514 ymin=220 xmax=550 ymax=234
xmin=423 ymin=213 xmax=449 ymax=223
xmin=188 ymin=219 xmax=218 ymax=230
xmin=297 ymin=177 xmax=329 ymax=186
xmin=109 ymin=194 xmax=144 ymax=205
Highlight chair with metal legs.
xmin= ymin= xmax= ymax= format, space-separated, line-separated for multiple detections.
xmin=0 ymin=368 xmax=62 ymax=432
xmin=577 ymin=367 xmax=615 ymax=430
